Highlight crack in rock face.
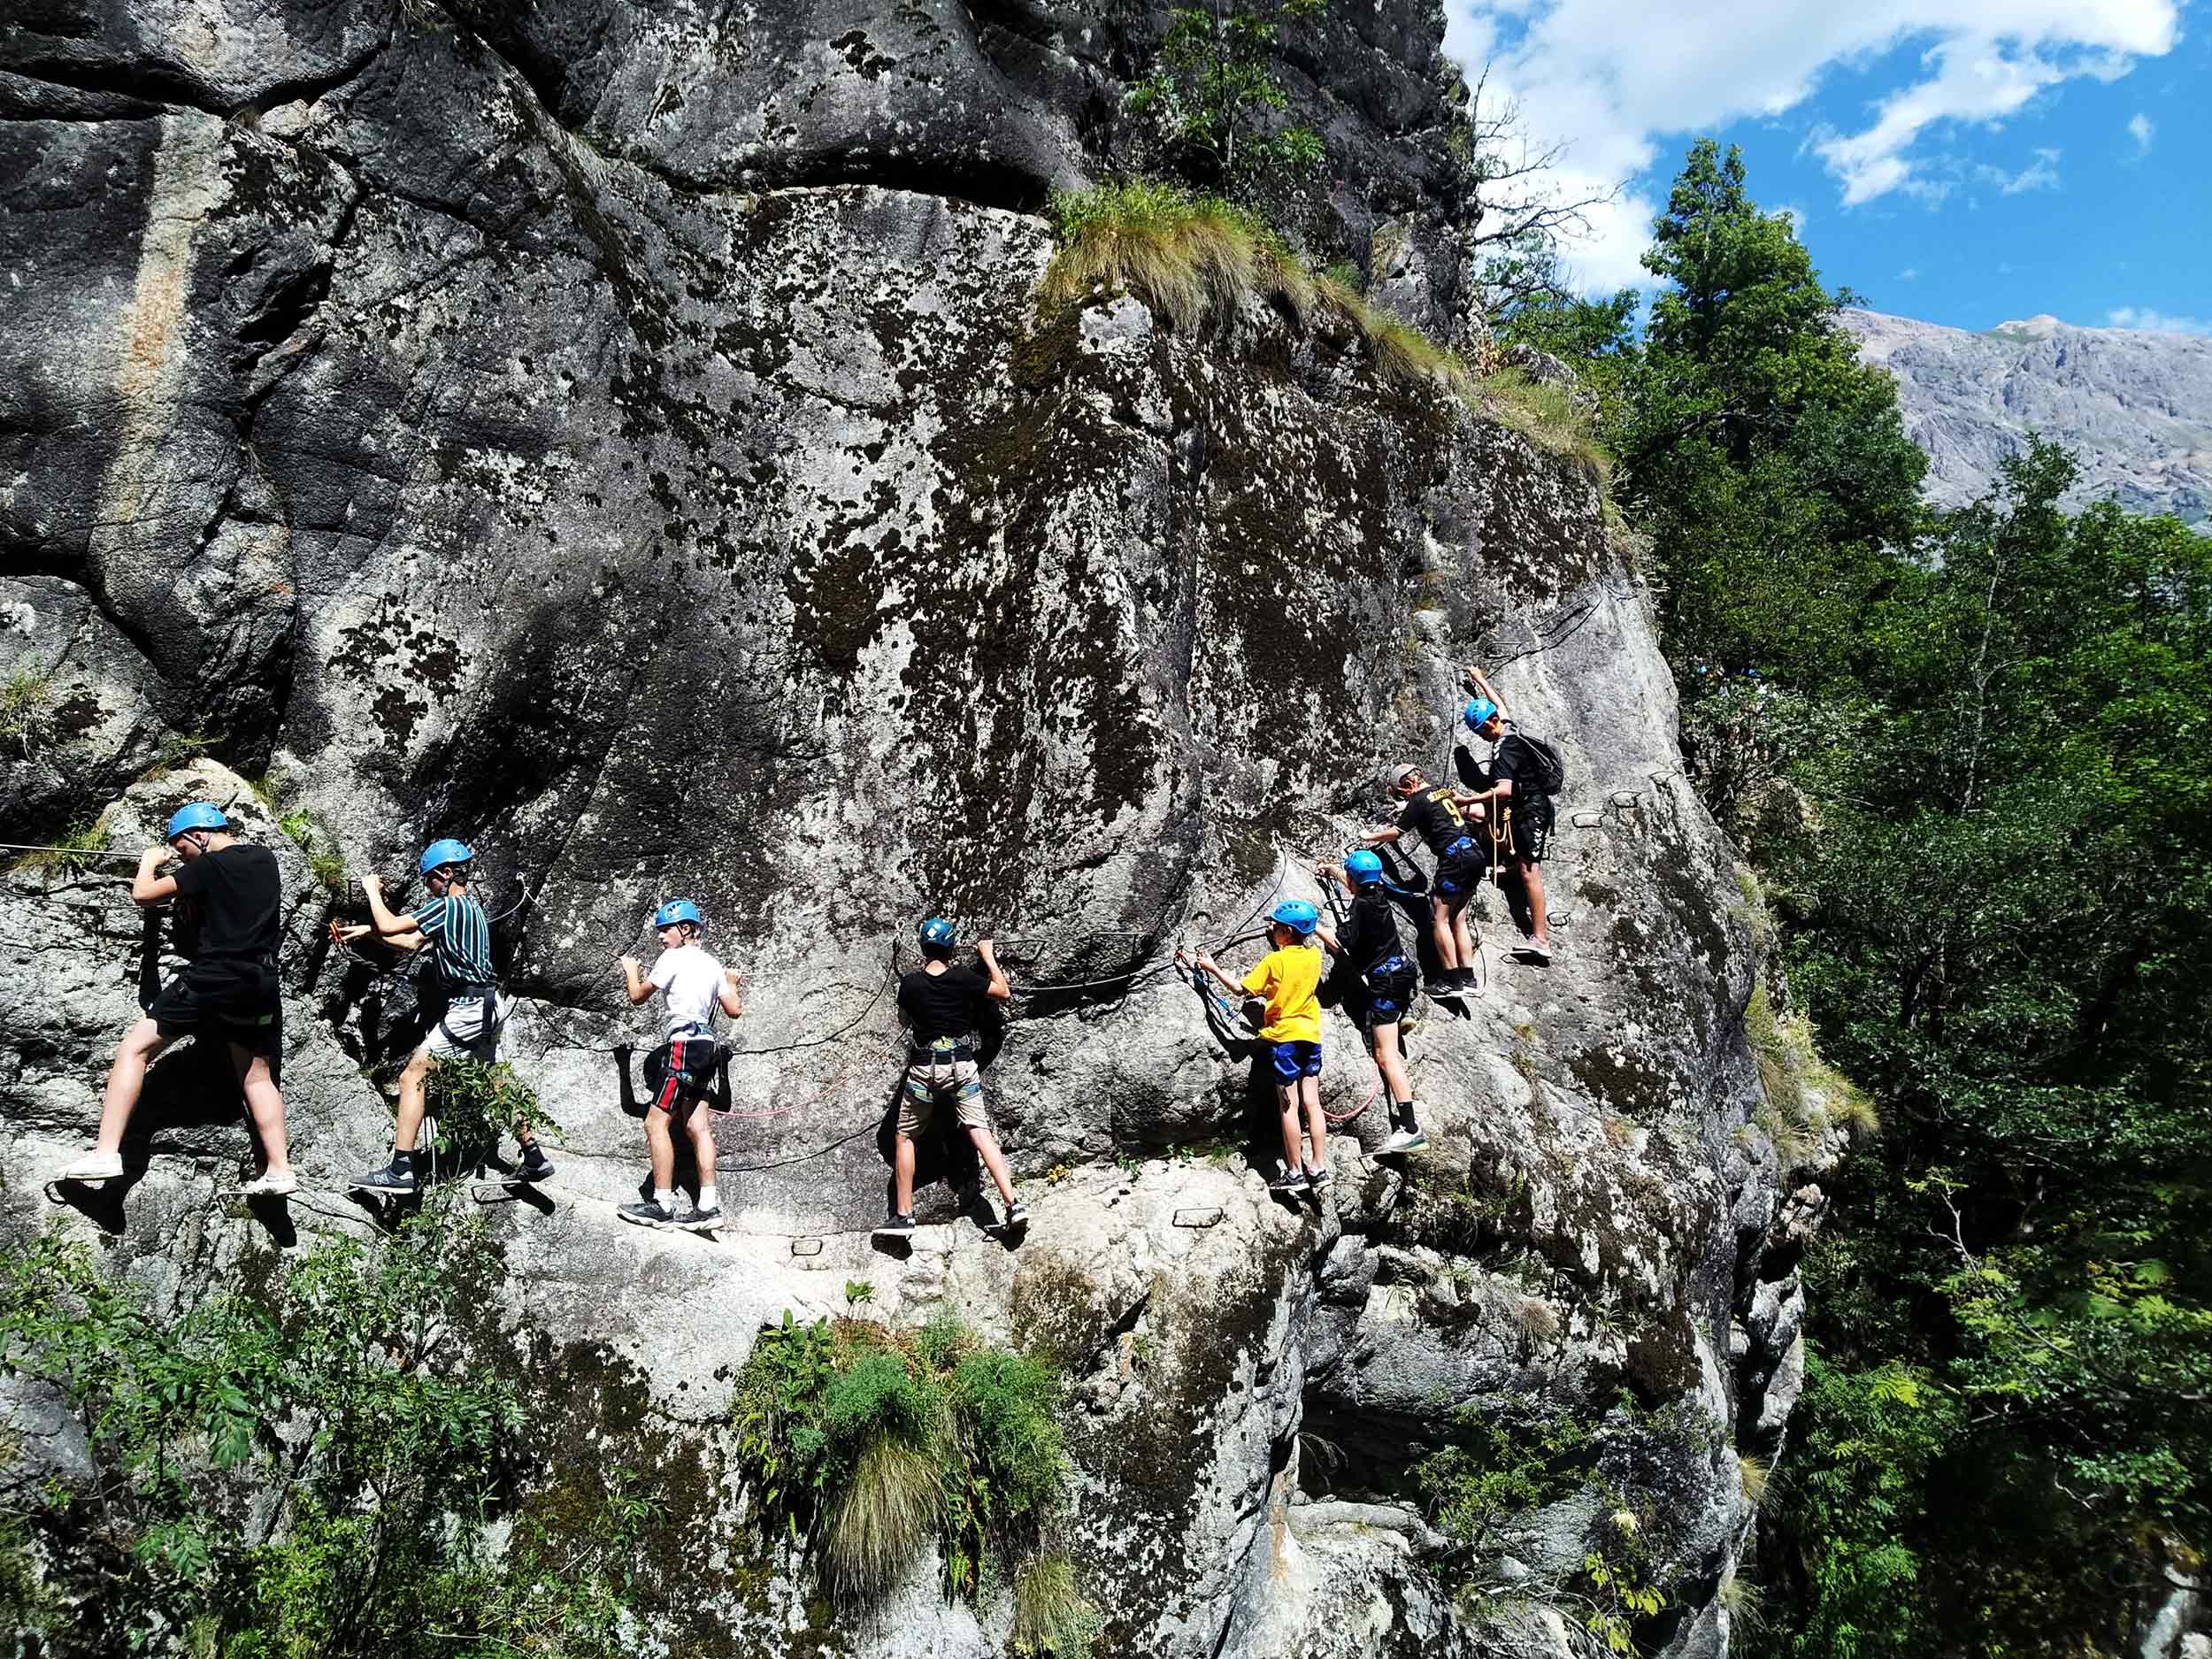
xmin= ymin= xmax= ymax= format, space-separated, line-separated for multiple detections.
xmin=1 ymin=3 xmax=1810 ymax=1654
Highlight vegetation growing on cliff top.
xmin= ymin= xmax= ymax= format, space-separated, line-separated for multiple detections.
xmin=1043 ymin=179 xmax=1607 ymax=479
xmin=0 ymin=1200 xmax=657 ymax=1657
xmin=1518 ymin=135 xmax=2212 ymax=1657
xmin=730 ymin=1308 xmax=1094 ymax=1648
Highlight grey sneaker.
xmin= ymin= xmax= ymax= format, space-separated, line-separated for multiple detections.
xmin=350 ymin=1160 xmax=417 ymax=1194
xmin=672 ymin=1202 xmax=722 ymax=1233
xmin=60 ymin=1150 xmax=124 ymax=1183
xmin=618 ymin=1198 xmax=676 ymax=1229
xmin=873 ymin=1212 xmax=917 ymax=1239
xmin=1003 ymin=1201 xmax=1030 ymax=1229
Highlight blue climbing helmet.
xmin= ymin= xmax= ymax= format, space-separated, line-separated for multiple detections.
xmin=918 ymin=917 xmax=957 ymax=949
xmin=1344 ymin=849 xmax=1385 ymax=887
xmin=418 ymin=837 xmax=474 ymax=876
xmin=1463 ymin=696 xmax=1500 ymax=731
xmin=165 ymin=802 xmax=227 ymax=841
xmin=654 ymin=898 xmax=703 ymax=931
xmin=1269 ymin=898 xmax=1320 ymax=936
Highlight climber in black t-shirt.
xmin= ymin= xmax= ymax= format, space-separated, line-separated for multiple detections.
xmin=878 ymin=918 xmax=1026 ymax=1240
xmin=1316 ymin=853 xmax=1425 ymax=1153
xmin=58 ymin=802 xmax=297 ymax=1196
xmin=1357 ymin=764 xmax=1487 ymax=1002
xmin=1461 ymin=664 xmax=1553 ymax=963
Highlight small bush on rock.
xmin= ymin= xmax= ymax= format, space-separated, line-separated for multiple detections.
xmin=731 ymin=1311 xmax=1082 ymax=1624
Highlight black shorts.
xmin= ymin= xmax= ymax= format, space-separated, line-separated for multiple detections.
xmin=1362 ymin=966 xmax=1417 ymax=1029
xmin=1502 ymin=806 xmax=1552 ymax=864
xmin=148 ymin=961 xmax=280 ymax=1057
xmin=646 ymin=1036 xmax=721 ymax=1114
xmin=1432 ymin=838 xmax=1484 ymax=899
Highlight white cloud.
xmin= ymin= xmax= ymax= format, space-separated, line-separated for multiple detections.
xmin=2107 ymin=306 xmax=2211 ymax=334
xmin=2127 ymin=111 xmax=2154 ymax=150
xmin=1899 ymin=266 xmax=1921 ymax=280
xmin=1441 ymin=0 xmax=2180 ymax=286
xmin=1973 ymin=145 xmax=2062 ymax=193
xmin=1776 ymin=204 xmax=1811 ymax=233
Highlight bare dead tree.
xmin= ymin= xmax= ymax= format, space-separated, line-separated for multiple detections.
xmin=1445 ymin=63 xmax=1621 ymax=312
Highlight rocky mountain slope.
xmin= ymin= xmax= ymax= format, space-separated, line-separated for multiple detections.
xmin=2 ymin=3 xmax=1809 ymax=1655
xmin=1842 ymin=308 xmax=2212 ymax=526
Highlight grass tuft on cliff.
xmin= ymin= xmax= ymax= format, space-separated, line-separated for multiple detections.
xmin=731 ymin=1309 xmax=1085 ymax=1633
xmin=1042 ymin=179 xmax=1609 ymax=479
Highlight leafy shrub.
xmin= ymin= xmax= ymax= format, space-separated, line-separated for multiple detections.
xmin=0 ymin=1199 xmax=647 ymax=1656
xmin=0 ymin=664 xmax=52 ymax=754
xmin=1417 ymin=1405 xmax=1595 ymax=1566
xmin=423 ymin=1056 xmax=558 ymax=1163
xmin=730 ymin=1311 xmax=1077 ymax=1616
xmin=9 ymin=811 xmax=113 ymax=878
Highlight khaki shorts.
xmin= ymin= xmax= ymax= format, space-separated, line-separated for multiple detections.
xmin=899 ymin=1057 xmax=987 ymax=1137
xmin=420 ymin=993 xmax=511 ymax=1064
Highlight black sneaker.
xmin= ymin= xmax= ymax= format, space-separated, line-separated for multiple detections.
xmin=1003 ymin=1201 xmax=1030 ymax=1229
xmin=1305 ymin=1164 xmax=1333 ymax=1191
xmin=516 ymin=1144 xmax=554 ymax=1182
xmin=873 ymin=1212 xmax=917 ymax=1239
xmin=1268 ymin=1168 xmax=1310 ymax=1195
xmin=351 ymin=1160 xmax=417 ymax=1194
xmin=618 ymin=1198 xmax=676 ymax=1229
xmin=673 ymin=1202 xmax=722 ymax=1233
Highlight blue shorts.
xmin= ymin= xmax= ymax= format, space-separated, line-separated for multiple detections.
xmin=1270 ymin=1041 xmax=1323 ymax=1081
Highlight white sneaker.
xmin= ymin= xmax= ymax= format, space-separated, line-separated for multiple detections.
xmin=1379 ymin=1127 xmax=1429 ymax=1155
xmin=1524 ymin=939 xmax=1553 ymax=964
xmin=61 ymin=1151 xmax=123 ymax=1183
xmin=240 ymin=1171 xmax=299 ymax=1198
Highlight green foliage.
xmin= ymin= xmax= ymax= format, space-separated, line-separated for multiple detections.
xmin=0 ymin=664 xmax=52 ymax=754
xmin=0 ymin=1202 xmax=647 ymax=1656
xmin=422 ymin=1056 xmax=557 ymax=1162
xmin=9 ymin=811 xmax=113 ymax=878
xmin=1417 ymin=1406 xmax=1595 ymax=1565
xmin=1013 ymin=1551 xmax=1103 ymax=1657
xmin=274 ymin=803 xmax=348 ymax=895
xmin=729 ymin=1311 xmax=1074 ymax=1609
xmin=1125 ymin=0 xmax=1327 ymax=186
xmin=149 ymin=728 xmax=212 ymax=774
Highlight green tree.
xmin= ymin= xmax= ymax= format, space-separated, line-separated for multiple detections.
xmin=1125 ymin=0 xmax=1327 ymax=185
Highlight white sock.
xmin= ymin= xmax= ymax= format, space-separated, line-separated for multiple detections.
xmin=655 ymin=1187 xmax=678 ymax=1210
xmin=699 ymin=1185 xmax=719 ymax=1210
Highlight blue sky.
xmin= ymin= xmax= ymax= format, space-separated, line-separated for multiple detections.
xmin=1442 ymin=0 xmax=2209 ymax=334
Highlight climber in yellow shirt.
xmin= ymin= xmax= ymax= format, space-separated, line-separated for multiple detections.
xmin=1179 ymin=899 xmax=1331 ymax=1197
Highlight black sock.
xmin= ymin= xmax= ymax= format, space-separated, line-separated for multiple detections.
xmin=393 ymin=1148 xmax=417 ymax=1171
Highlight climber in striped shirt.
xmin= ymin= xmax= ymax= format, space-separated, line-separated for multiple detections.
xmin=339 ymin=838 xmax=551 ymax=1194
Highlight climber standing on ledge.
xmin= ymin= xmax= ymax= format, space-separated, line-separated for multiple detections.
xmin=1180 ymin=899 xmax=1334 ymax=1194
xmin=1359 ymin=764 xmax=1486 ymax=1002
xmin=1316 ymin=854 xmax=1426 ymax=1154
xmin=59 ymin=803 xmax=297 ymax=1195
xmin=879 ymin=919 xmax=1027 ymax=1240
xmin=616 ymin=898 xmax=744 ymax=1232
xmin=342 ymin=839 xmax=550 ymax=1194
xmin=1460 ymin=664 xmax=1555 ymax=964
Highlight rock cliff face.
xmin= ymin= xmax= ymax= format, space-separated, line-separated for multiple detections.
xmin=1842 ymin=307 xmax=2212 ymax=527
xmin=2 ymin=3 xmax=1802 ymax=1655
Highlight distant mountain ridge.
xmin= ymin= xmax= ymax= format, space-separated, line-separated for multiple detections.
xmin=1840 ymin=308 xmax=2212 ymax=527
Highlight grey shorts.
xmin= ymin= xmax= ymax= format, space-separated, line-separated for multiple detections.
xmin=419 ymin=993 xmax=512 ymax=1064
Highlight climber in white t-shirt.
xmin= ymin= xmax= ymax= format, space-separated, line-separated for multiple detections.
xmin=616 ymin=898 xmax=744 ymax=1233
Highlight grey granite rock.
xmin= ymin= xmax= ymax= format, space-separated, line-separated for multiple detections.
xmin=1844 ymin=307 xmax=2212 ymax=527
xmin=1 ymin=2 xmax=1805 ymax=1652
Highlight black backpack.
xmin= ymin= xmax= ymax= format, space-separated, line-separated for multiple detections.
xmin=1506 ymin=732 xmax=1567 ymax=797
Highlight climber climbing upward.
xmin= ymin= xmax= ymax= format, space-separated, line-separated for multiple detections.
xmin=615 ymin=898 xmax=743 ymax=1233
xmin=59 ymin=803 xmax=297 ymax=1196
xmin=1315 ymin=853 xmax=1425 ymax=1154
xmin=1179 ymin=899 xmax=1333 ymax=1194
xmin=879 ymin=919 xmax=1026 ymax=1240
xmin=341 ymin=839 xmax=549 ymax=1194
xmin=1460 ymin=664 xmax=1555 ymax=964
xmin=1359 ymin=764 xmax=1486 ymax=1002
